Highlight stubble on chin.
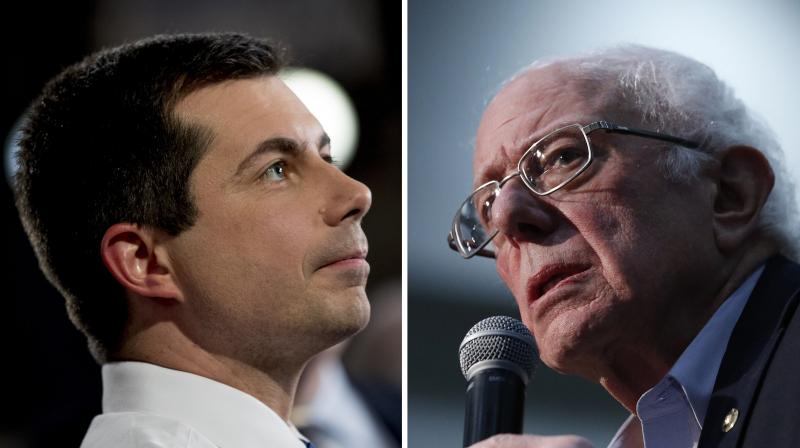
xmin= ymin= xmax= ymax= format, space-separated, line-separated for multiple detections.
xmin=305 ymin=287 xmax=371 ymax=349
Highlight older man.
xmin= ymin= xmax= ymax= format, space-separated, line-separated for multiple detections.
xmin=16 ymin=33 xmax=372 ymax=447
xmin=449 ymin=46 xmax=800 ymax=448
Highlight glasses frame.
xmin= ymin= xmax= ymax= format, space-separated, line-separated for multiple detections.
xmin=448 ymin=120 xmax=701 ymax=259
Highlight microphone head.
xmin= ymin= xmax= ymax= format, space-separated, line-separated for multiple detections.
xmin=459 ymin=316 xmax=537 ymax=383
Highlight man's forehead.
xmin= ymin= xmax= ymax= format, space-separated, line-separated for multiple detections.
xmin=172 ymin=76 xmax=328 ymax=198
xmin=479 ymin=65 xmax=600 ymax=135
xmin=174 ymin=76 xmax=311 ymax=134
xmin=175 ymin=77 xmax=322 ymax=161
xmin=473 ymin=66 xmax=604 ymax=183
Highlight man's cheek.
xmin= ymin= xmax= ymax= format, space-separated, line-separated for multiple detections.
xmin=496 ymin=254 xmax=532 ymax=324
xmin=495 ymin=252 xmax=517 ymax=293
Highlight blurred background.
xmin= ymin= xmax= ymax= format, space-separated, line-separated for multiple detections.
xmin=409 ymin=0 xmax=800 ymax=446
xmin=2 ymin=1 xmax=399 ymax=447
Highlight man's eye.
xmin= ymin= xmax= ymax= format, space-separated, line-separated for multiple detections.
xmin=262 ymin=161 xmax=288 ymax=182
xmin=556 ymin=149 xmax=581 ymax=164
xmin=480 ymin=197 xmax=494 ymax=227
xmin=322 ymin=154 xmax=340 ymax=167
xmin=543 ymin=147 xmax=583 ymax=170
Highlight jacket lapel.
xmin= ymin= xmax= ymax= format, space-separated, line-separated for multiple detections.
xmin=698 ymin=256 xmax=800 ymax=448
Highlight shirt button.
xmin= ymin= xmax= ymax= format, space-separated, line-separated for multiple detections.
xmin=722 ymin=408 xmax=739 ymax=432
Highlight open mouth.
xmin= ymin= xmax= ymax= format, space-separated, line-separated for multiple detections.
xmin=540 ymin=272 xmax=574 ymax=296
xmin=528 ymin=264 xmax=591 ymax=304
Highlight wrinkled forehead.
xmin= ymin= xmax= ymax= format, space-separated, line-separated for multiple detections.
xmin=472 ymin=64 xmax=620 ymax=186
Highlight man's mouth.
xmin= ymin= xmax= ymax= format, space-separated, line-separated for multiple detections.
xmin=540 ymin=272 xmax=572 ymax=296
xmin=527 ymin=263 xmax=591 ymax=304
xmin=316 ymin=249 xmax=369 ymax=271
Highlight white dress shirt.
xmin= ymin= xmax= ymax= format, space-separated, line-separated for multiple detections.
xmin=607 ymin=265 xmax=764 ymax=448
xmin=80 ymin=361 xmax=309 ymax=448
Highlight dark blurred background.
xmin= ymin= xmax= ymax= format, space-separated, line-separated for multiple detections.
xmin=1 ymin=1 xmax=399 ymax=447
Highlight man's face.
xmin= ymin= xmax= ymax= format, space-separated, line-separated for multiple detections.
xmin=473 ymin=66 xmax=723 ymax=377
xmin=165 ymin=76 xmax=372 ymax=365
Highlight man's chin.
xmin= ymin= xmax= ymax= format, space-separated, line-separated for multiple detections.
xmin=344 ymin=291 xmax=371 ymax=334
xmin=533 ymin=325 xmax=600 ymax=378
xmin=319 ymin=291 xmax=371 ymax=342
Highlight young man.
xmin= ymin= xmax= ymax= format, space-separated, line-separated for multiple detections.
xmin=16 ymin=33 xmax=371 ymax=447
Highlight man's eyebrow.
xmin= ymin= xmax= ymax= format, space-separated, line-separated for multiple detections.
xmin=234 ymin=137 xmax=303 ymax=177
xmin=515 ymin=121 xmax=576 ymax=151
xmin=475 ymin=121 xmax=579 ymax=186
xmin=318 ymin=133 xmax=330 ymax=151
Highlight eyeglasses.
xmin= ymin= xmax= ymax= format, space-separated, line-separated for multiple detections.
xmin=448 ymin=120 xmax=701 ymax=259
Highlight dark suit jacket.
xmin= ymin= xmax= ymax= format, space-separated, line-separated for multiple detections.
xmin=699 ymin=256 xmax=800 ymax=447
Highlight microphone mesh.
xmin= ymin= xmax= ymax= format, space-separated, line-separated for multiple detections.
xmin=459 ymin=316 xmax=536 ymax=380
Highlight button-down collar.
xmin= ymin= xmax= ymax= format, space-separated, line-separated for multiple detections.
xmin=609 ymin=265 xmax=764 ymax=448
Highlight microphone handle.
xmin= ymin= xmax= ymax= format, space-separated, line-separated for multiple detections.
xmin=463 ymin=367 xmax=526 ymax=447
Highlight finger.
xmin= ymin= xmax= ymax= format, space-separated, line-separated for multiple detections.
xmin=469 ymin=434 xmax=596 ymax=448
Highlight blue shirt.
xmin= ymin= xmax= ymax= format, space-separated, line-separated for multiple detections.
xmin=608 ymin=265 xmax=764 ymax=448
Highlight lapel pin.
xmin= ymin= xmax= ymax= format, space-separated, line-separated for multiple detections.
xmin=722 ymin=408 xmax=739 ymax=432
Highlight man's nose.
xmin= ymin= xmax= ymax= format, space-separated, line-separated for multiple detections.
xmin=320 ymin=165 xmax=372 ymax=226
xmin=491 ymin=178 xmax=557 ymax=247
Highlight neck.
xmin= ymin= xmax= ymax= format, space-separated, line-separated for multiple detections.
xmin=598 ymin=244 xmax=776 ymax=413
xmin=598 ymin=345 xmax=680 ymax=413
xmin=295 ymin=342 xmax=347 ymax=407
xmin=117 ymin=319 xmax=304 ymax=421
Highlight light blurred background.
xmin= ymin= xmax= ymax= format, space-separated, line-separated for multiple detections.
xmin=2 ymin=1 xmax=399 ymax=447
xmin=409 ymin=0 xmax=800 ymax=446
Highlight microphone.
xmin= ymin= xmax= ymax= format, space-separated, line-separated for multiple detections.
xmin=459 ymin=316 xmax=537 ymax=447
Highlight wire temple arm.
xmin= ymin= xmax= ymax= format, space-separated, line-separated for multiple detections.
xmin=585 ymin=120 xmax=701 ymax=149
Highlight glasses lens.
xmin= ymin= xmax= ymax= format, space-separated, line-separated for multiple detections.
xmin=519 ymin=124 xmax=590 ymax=194
xmin=454 ymin=183 xmax=500 ymax=256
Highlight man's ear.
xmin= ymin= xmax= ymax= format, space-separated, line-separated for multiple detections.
xmin=100 ymin=223 xmax=184 ymax=302
xmin=712 ymin=146 xmax=774 ymax=253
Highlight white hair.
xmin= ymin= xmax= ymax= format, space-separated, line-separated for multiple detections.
xmin=516 ymin=45 xmax=799 ymax=261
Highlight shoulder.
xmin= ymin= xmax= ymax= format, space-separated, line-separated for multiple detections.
xmin=80 ymin=412 xmax=217 ymax=448
xmin=736 ymin=260 xmax=800 ymax=445
xmin=701 ymin=258 xmax=800 ymax=447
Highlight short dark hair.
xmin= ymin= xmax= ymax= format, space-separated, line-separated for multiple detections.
xmin=15 ymin=33 xmax=286 ymax=363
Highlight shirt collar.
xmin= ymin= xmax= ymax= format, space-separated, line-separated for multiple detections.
xmin=101 ymin=361 xmax=307 ymax=448
xmin=667 ymin=264 xmax=764 ymax=427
